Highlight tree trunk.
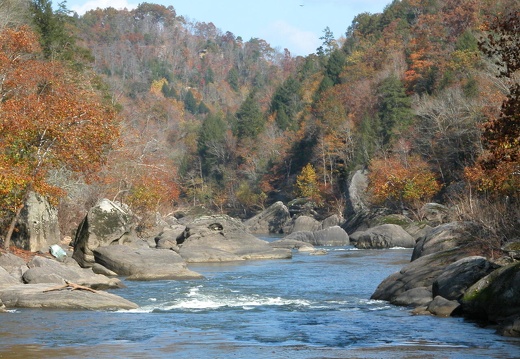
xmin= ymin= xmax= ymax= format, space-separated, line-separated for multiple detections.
xmin=3 ymin=203 xmax=24 ymax=251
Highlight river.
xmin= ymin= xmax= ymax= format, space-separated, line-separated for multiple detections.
xmin=1 ymin=242 xmax=519 ymax=358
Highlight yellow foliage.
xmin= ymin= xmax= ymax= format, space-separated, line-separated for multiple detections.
xmin=150 ymin=78 xmax=168 ymax=96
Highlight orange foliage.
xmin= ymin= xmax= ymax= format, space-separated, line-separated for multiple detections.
xmin=368 ymin=155 xmax=441 ymax=212
xmin=0 ymin=26 xmax=120 ymax=248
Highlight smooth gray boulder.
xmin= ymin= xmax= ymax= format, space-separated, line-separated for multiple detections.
xmin=0 ymin=283 xmax=137 ymax=310
xmin=154 ymin=225 xmax=186 ymax=250
xmin=433 ymin=256 xmax=497 ymax=300
xmin=0 ymin=252 xmax=26 ymax=282
xmin=22 ymin=256 xmax=123 ymax=290
xmin=244 ymin=201 xmax=291 ymax=234
xmin=393 ymin=287 xmax=432 ymax=307
xmin=177 ymin=215 xmax=291 ymax=262
xmin=11 ymin=192 xmax=60 ymax=252
xmin=412 ymin=221 xmax=481 ymax=260
xmin=93 ymin=245 xmax=203 ymax=280
xmin=351 ymin=224 xmax=414 ymax=249
xmin=284 ymin=226 xmax=350 ymax=246
xmin=321 ymin=214 xmax=344 ymax=229
xmin=427 ymin=295 xmax=460 ymax=317
xmin=0 ymin=266 xmax=20 ymax=288
xmin=73 ymin=199 xmax=137 ymax=267
xmin=284 ymin=215 xmax=321 ymax=235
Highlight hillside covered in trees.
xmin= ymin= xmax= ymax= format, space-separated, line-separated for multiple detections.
xmin=0 ymin=0 xmax=519 ymax=249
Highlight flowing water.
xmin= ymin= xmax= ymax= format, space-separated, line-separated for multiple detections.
xmin=1 ymin=241 xmax=519 ymax=358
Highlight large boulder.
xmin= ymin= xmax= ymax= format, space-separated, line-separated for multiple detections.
xmin=420 ymin=203 xmax=451 ymax=226
xmin=0 ymin=266 xmax=20 ymax=288
xmin=0 ymin=283 xmax=138 ymax=310
xmin=93 ymin=245 xmax=203 ymax=280
xmin=177 ymin=215 xmax=292 ymax=263
xmin=284 ymin=215 xmax=321 ymax=234
xmin=432 ymin=256 xmax=497 ymax=300
xmin=342 ymin=169 xmax=370 ymax=233
xmin=0 ymin=252 xmax=26 ymax=282
xmin=72 ymin=199 xmax=138 ymax=267
xmin=11 ymin=192 xmax=60 ymax=252
xmin=350 ymin=224 xmax=415 ymax=249
xmin=371 ymin=247 xmax=475 ymax=305
xmin=22 ymin=256 xmax=123 ymax=289
xmin=461 ymin=261 xmax=520 ymax=323
xmin=412 ymin=221 xmax=482 ymax=260
xmin=284 ymin=226 xmax=350 ymax=246
xmin=244 ymin=201 xmax=291 ymax=234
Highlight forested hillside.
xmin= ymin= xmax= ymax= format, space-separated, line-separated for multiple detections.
xmin=0 ymin=0 xmax=519 ymax=246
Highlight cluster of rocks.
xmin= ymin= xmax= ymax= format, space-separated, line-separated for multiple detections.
xmin=371 ymin=221 xmax=520 ymax=337
xmin=0 ymin=198 xmax=295 ymax=311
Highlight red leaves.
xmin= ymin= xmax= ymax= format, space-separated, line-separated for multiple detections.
xmin=0 ymin=26 xmax=120 ymax=213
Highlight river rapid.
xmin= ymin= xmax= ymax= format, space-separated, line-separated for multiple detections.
xmin=1 ymin=241 xmax=519 ymax=358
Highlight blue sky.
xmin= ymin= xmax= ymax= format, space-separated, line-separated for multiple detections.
xmin=66 ymin=0 xmax=392 ymax=56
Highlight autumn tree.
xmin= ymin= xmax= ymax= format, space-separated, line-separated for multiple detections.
xmin=466 ymin=10 xmax=520 ymax=196
xmin=368 ymin=154 xmax=441 ymax=215
xmin=0 ymin=26 xmax=120 ymax=250
xmin=295 ymin=163 xmax=322 ymax=203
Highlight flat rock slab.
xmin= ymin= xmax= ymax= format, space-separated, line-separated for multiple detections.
xmin=93 ymin=245 xmax=203 ymax=280
xmin=0 ymin=284 xmax=138 ymax=311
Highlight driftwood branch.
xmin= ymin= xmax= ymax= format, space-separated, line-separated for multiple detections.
xmin=43 ymin=281 xmax=98 ymax=294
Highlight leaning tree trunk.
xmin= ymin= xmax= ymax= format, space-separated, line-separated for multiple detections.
xmin=3 ymin=203 xmax=24 ymax=251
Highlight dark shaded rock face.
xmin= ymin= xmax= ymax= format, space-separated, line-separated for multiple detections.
xmin=12 ymin=192 xmax=60 ymax=252
xmin=244 ymin=201 xmax=291 ymax=234
xmin=72 ymin=199 xmax=137 ymax=267
xmin=433 ymin=256 xmax=498 ymax=300
xmin=371 ymin=248 xmax=474 ymax=304
xmin=412 ymin=221 xmax=482 ymax=261
xmin=461 ymin=261 xmax=520 ymax=322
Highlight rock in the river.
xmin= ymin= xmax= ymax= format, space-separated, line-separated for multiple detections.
xmin=412 ymin=221 xmax=481 ymax=260
xmin=461 ymin=261 xmax=520 ymax=323
xmin=93 ymin=245 xmax=203 ymax=280
xmin=72 ymin=199 xmax=138 ymax=267
xmin=22 ymin=256 xmax=123 ymax=290
xmin=371 ymin=247 xmax=474 ymax=305
xmin=393 ymin=286 xmax=433 ymax=307
xmin=432 ymin=256 xmax=497 ymax=300
xmin=284 ymin=226 xmax=350 ymax=246
xmin=0 ymin=283 xmax=137 ymax=310
xmin=244 ymin=201 xmax=291 ymax=234
xmin=350 ymin=224 xmax=414 ymax=249
xmin=177 ymin=215 xmax=292 ymax=262
xmin=427 ymin=295 xmax=460 ymax=317
xmin=284 ymin=215 xmax=321 ymax=235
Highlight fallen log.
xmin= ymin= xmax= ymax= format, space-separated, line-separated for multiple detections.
xmin=43 ymin=281 xmax=98 ymax=294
